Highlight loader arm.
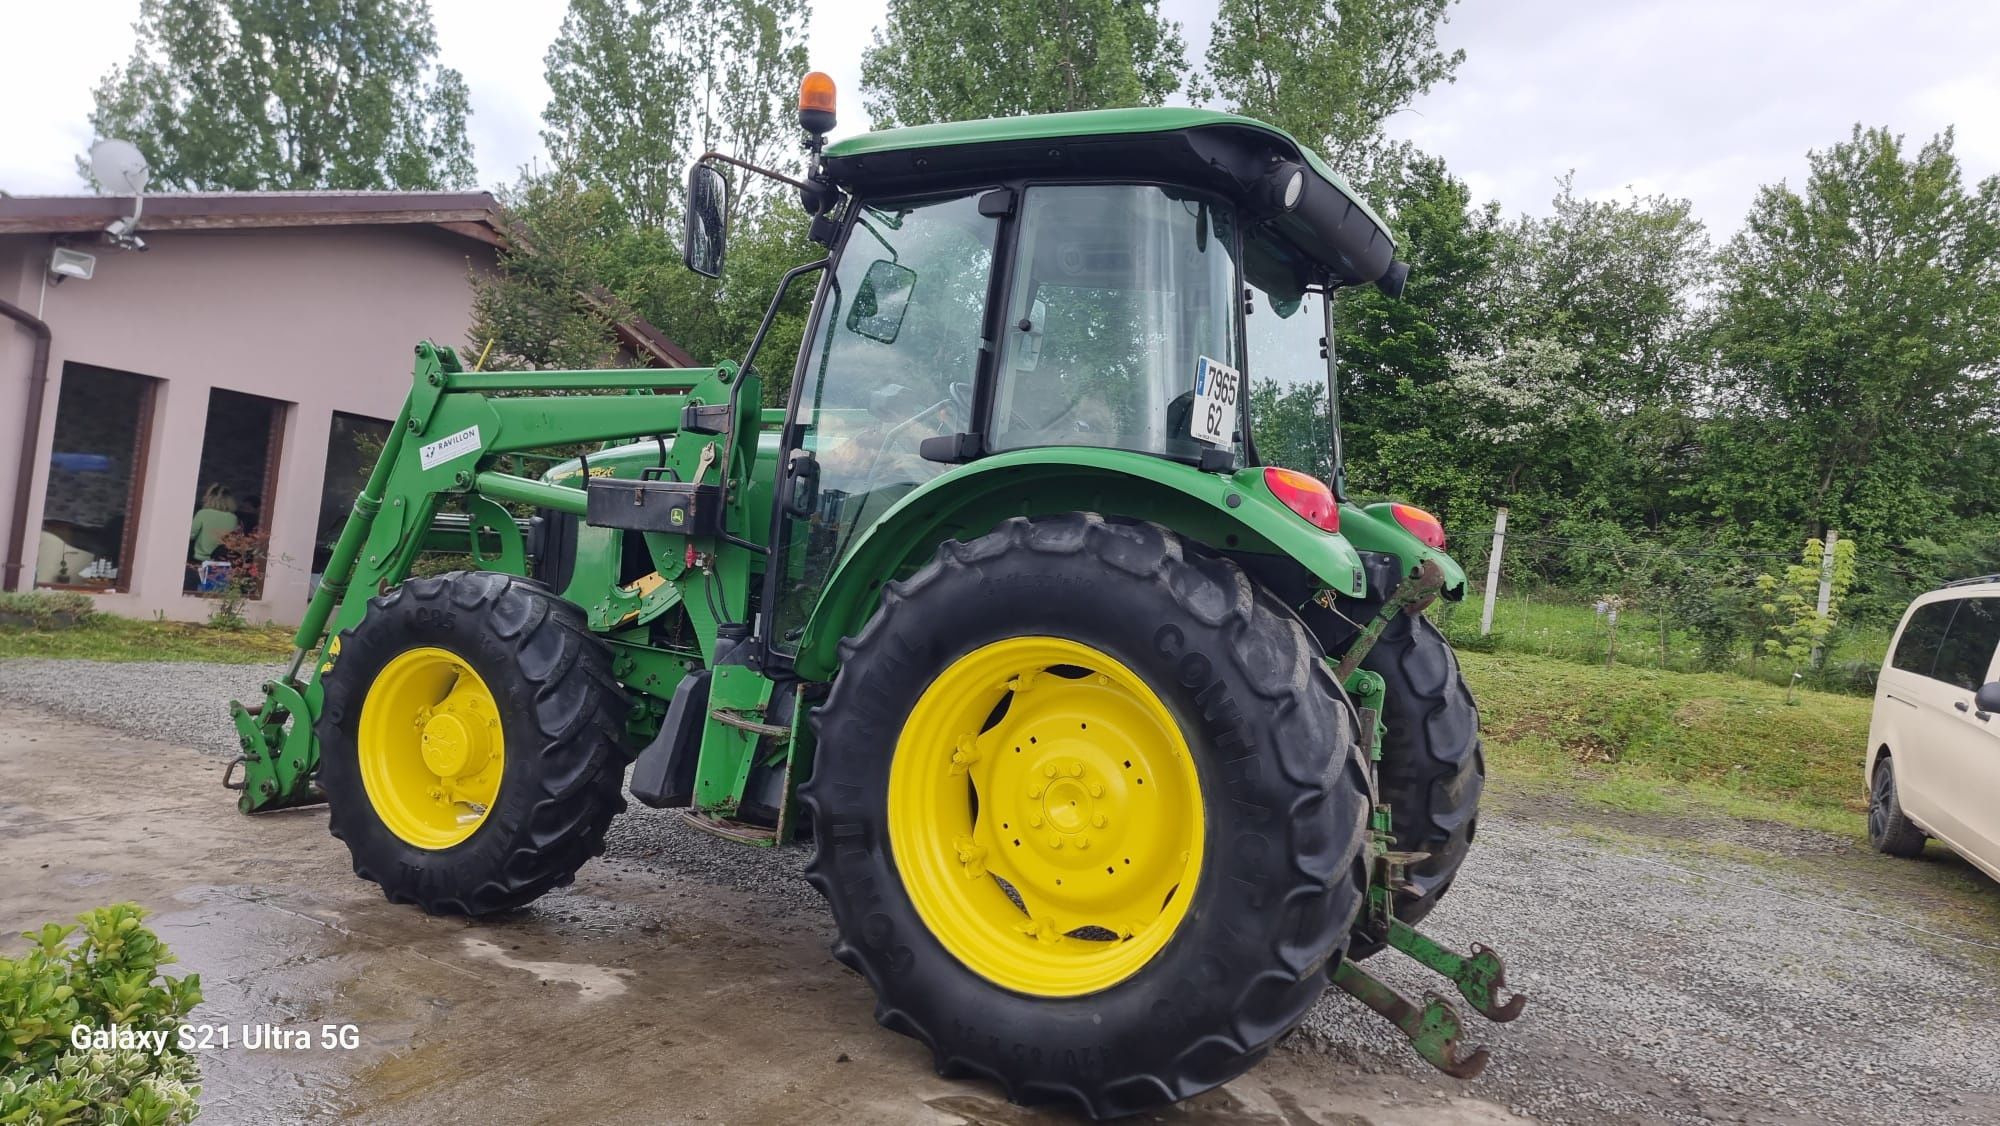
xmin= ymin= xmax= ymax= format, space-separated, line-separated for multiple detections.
xmin=226 ymin=342 xmax=762 ymax=812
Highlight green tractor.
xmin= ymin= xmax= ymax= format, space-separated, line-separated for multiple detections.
xmin=227 ymin=72 xmax=1520 ymax=1116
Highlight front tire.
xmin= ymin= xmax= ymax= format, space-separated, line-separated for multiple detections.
xmin=317 ymin=571 xmax=630 ymax=915
xmin=803 ymin=515 xmax=1372 ymax=1118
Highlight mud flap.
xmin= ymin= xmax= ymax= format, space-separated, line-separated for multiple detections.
xmin=630 ymin=669 xmax=710 ymax=808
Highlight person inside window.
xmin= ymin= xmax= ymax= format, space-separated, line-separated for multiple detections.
xmin=188 ymin=483 xmax=239 ymax=590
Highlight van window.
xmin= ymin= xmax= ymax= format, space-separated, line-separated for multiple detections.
xmin=1933 ymin=597 xmax=2000 ymax=691
xmin=1890 ymin=600 xmax=1957 ymax=678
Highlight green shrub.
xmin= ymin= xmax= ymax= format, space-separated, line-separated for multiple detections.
xmin=0 ymin=904 xmax=203 ymax=1125
xmin=0 ymin=592 xmax=96 ymax=629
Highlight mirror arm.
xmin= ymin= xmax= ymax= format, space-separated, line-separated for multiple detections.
xmin=696 ymin=151 xmax=812 ymax=193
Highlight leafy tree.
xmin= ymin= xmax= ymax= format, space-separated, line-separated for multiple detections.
xmin=1707 ymin=126 xmax=2000 ymax=559
xmin=1333 ymin=148 xmax=1501 ymax=519
xmin=1199 ymin=0 xmax=1463 ymax=162
xmin=1495 ymin=174 xmax=1710 ymax=411
xmin=87 ymin=0 xmax=474 ymax=191
xmin=543 ymin=0 xmax=809 ymax=229
xmin=540 ymin=0 xmax=689 ymax=230
xmin=1754 ymin=537 xmax=1857 ymax=670
xmin=471 ymin=169 xmax=635 ymax=372
xmin=860 ymin=0 xmax=1186 ymax=127
xmin=1443 ymin=336 xmax=1591 ymax=494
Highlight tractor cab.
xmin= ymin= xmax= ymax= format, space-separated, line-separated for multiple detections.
xmin=683 ymin=86 xmax=1418 ymax=668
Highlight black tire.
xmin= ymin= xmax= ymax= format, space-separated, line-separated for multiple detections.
xmin=1868 ymin=755 xmax=1926 ymax=858
xmin=317 ymin=570 xmax=630 ymax=916
xmin=1347 ymin=612 xmax=1484 ymax=958
xmin=802 ymin=514 xmax=1372 ymax=1118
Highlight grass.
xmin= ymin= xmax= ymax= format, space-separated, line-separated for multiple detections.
xmin=0 ymin=592 xmax=1879 ymax=835
xmin=1460 ymin=647 xmax=1874 ymax=836
xmin=0 ymin=615 xmax=295 ymax=663
xmin=1435 ymin=592 xmax=1893 ymax=695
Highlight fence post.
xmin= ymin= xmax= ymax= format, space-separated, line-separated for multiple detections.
xmin=1811 ymin=528 xmax=1838 ymax=669
xmin=1480 ymin=507 xmax=1507 ymax=636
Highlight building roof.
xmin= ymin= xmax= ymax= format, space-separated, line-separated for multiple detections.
xmin=0 ymin=189 xmax=504 ymax=245
xmin=0 ymin=189 xmax=703 ymax=367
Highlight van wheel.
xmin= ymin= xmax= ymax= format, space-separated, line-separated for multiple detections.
xmin=1868 ymin=757 xmax=1926 ymax=858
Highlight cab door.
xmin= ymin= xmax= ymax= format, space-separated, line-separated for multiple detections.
xmin=763 ymin=192 xmax=1003 ymax=658
xmin=1925 ymin=596 xmax=2000 ymax=871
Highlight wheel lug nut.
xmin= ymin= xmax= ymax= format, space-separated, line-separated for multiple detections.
xmin=1092 ymin=813 xmax=1108 ymax=828
xmin=1068 ymin=762 xmax=1083 ymax=777
xmin=1088 ymin=782 xmax=1103 ymax=797
xmin=1029 ymin=815 xmax=1043 ymax=828
xmin=1043 ymin=765 xmax=1056 ymax=778
xmin=1076 ymin=836 xmax=1090 ymax=850
xmin=1047 ymin=834 xmax=1063 ymax=849
xmin=1028 ymin=784 xmax=1044 ymax=798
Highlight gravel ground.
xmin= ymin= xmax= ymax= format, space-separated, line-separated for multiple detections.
xmin=10 ymin=655 xmax=2000 ymax=1125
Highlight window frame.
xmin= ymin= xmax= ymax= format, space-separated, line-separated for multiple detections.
xmin=36 ymin=362 xmax=160 ymax=595
xmin=981 ymin=178 xmax=1251 ymax=466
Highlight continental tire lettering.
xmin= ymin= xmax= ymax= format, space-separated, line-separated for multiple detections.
xmin=414 ymin=607 xmax=457 ymax=630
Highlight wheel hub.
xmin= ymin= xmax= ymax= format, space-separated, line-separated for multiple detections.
xmin=888 ymin=636 xmax=1204 ymax=996
xmin=358 ymin=647 xmax=505 ymax=849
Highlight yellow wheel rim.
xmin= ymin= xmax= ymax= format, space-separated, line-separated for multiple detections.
xmin=358 ymin=646 xmax=505 ymax=849
xmin=888 ymin=636 xmax=1205 ymax=997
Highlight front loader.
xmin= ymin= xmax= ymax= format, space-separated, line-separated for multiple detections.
xmin=226 ymin=72 xmax=1522 ymax=1117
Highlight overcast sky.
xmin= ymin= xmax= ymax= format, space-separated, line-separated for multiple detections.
xmin=2 ymin=0 xmax=1995 ymax=238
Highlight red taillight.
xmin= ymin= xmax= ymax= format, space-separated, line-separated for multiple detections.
xmin=1263 ymin=467 xmax=1340 ymax=532
xmin=1390 ymin=503 xmax=1446 ymax=549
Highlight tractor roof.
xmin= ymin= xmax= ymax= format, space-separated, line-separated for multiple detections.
xmin=822 ymin=107 xmax=1396 ymax=287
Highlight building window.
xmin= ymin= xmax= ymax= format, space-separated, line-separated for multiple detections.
xmin=38 ymin=363 xmax=158 ymax=592
xmin=314 ymin=412 xmax=393 ymax=581
xmin=186 ymin=388 xmax=287 ymax=599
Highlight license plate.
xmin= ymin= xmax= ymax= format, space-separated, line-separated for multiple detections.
xmin=1190 ymin=356 xmax=1240 ymax=446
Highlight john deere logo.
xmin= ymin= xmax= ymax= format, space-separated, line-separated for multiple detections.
xmin=670 ymin=508 xmax=685 ymax=526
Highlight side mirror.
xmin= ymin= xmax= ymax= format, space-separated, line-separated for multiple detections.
xmin=1977 ymin=682 xmax=2000 ymax=714
xmin=684 ymin=164 xmax=728 ymax=278
xmin=846 ymin=258 xmax=917 ymax=343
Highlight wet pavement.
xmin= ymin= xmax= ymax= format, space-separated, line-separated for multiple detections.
xmin=0 ymin=705 xmax=1526 ymax=1125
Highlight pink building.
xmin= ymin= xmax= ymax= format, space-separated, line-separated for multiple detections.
xmin=0 ymin=192 xmax=504 ymax=625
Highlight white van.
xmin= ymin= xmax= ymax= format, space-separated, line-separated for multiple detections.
xmin=1867 ymin=577 xmax=2000 ymax=877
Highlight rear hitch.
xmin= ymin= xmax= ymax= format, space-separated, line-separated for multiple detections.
xmin=1333 ymin=590 xmax=1528 ymax=1079
xmin=1331 ymin=958 xmax=1491 ymax=1080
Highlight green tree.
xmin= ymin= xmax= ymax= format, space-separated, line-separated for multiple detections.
xmin=1707 ymin=125 xmax=2000 ymax=558
xmin=860 ymin=0 xmax=1186 ymax=127
xmin=1333 ymin=148 xmax=1501 ymax=518
xmin=1199 ymin=0 xmax=1463 ymax=162
xmin=1753 ymin=537 xmax=1858 ymax=671
xmin=87 ymin=0 xmax=473 ymax=191
xmin=542 ymin=0 xmax=809 ymax=229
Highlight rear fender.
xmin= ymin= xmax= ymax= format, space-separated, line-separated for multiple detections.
xmin=793 ymin=447 xmax=1371 ymax=680
xmin=1340 ymin=502 xmax=1469 ymax=599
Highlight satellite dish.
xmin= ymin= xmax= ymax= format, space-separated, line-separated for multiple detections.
xmin=89 ymin=139 xmax=150 ymax=196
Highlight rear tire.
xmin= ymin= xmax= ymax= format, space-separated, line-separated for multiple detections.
xmin=803 ymin=515 xmax=1371 ymax=1118
xmin=317 ymin=571 xmax=630 ymax=916
xmin=1868 ymin=756 xmax=1926 ymax=858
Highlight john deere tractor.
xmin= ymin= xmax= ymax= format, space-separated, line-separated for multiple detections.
xmin=227 ymin=71 xmax=1521 ymax=1116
